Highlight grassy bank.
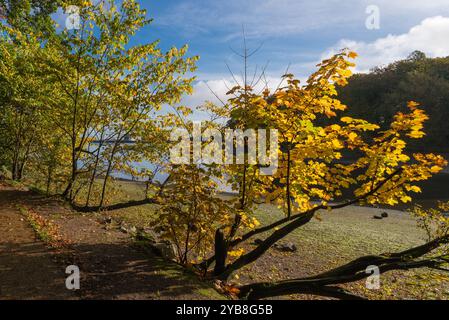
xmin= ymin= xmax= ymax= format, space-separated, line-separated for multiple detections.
xmin=103 ymin=179 xmax=449 ymax=299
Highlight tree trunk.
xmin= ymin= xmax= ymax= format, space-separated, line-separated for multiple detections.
xmin=214 ymin=229 xmax=227 ymax=276
xmin=218 ymin=211 xmax=315 ymax=279
xmin=237 ymin=234 xmax=449 ymax=300
xmin=286 ymin=149 xmax=291 ymax=218
xmin=46 ymin=167 xmax=53 ymax=195
xmin=85 ymin=126 xmax=106 ymax=207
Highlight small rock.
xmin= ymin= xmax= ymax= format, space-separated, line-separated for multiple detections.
xmin=136 ymin=229 xmax=158 ymax=243
xmin=129 ymin=226 xmax=137 ymax=234
xmin=381 ymin=212 xmax=389 ymax=218
xmin=153 ymin=241 xmax=176 ymax=260
xmin=373 ymin=215 xmax=383 ymax=220
xmin=274 ymin=242 xmax=297 ymax=252
xmin=103 ymin=216 xmax=113 ymax=224
xmin=120 ymin=226 xmax=128 ymax=233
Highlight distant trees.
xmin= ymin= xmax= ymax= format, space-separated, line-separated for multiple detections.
xmin=338 ymin=51 xmax=449 ymax=151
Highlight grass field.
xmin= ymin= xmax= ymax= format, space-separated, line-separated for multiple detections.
xmin=237 ymin=205 xmax=449 ymax=299
xmin=98 ymin=179 xmax=449 ymax=299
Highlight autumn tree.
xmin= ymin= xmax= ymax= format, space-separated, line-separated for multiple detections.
xmin=0 ymin=0 xmax=62 ymax=36
xmin=0 ymin=0 xmax=63 ymax=181
xmin=0 ymin=32 xmax=53 ymax=180
xmin=34 ymin=0 xmax=197 ymax=206
xmin=190 ymin=50 xmax=449 ymax=299
xmin=196 ymin=35 xmax=272 ymax=273
xmin=0 ymin=0 xmax=197 ymax=209
xmin=152 ymin=164 xmax=236 ymax=265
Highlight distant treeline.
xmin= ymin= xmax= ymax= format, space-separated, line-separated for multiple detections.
xmin=338 ymin=51 xmax=449 ymax=152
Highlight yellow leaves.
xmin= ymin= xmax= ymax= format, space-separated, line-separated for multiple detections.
xmin=332 ymin=139 xmax=343 ymax=149
xmin=154 ymin=164 xmax=238 ymax=265
xmin=228 ymin=248 xmax=244 ymax=257
xmin=401 ymin=196 xmax=412 ymax=203
xmin=348 ymin=51 xmax=358 ymax=59
xmin=438 ymin=201 xmax=449 ymax=212
xmin=363 ymin=123 xmax=380 ymax=131
xmin=430 ymin=165 xmax=442 ymax=174
xmin=252 ymin=217 xmax=261 ymax=228
xmin=397 ymin=154 xmax=410 ymax=162
xmin=339 ymin=180 xmax=350 ymax=188
xmin=387 ymin=198 xmax=398 ymax=206
xmin=407 ymin=130 xmax=425 ymax=139
xmin=324 ymin=109 xmax=337 ymax=118
xmin=216 ymin=282 xmax=241 ymax=296
xmin=266 ymin=189 xmax=283 ymax=204
xmin=341 ymin=117 xmax=354 ymax=123
xmin=406 ymin=185 xmax=422 ymax=193
xmin=407 ymin=101 xmax=420 ymax=110
xmin=411 ymin=202 xmax=449 ymax=240
xmin=330 ymin=124 xmax=341 ymax=131
xmin=413 ymin=154 xmax=447 ymax=177
xmin=348 ymin=132 xmax=358 ymax=142
xmin=216 ymin=50 xmax=446 ymax=238
xmin=248 ymin=220 xmax=258 ymax=229
xmin=341 ymin=117 xmax=379 ymax=132
xmin=337 ymin=68 xmax=352 ymax=78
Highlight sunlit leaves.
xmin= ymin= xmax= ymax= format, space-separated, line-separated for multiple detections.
xmin=222 ymin=49 xmax=446 ymax=217
xmin=411 ymin=202 xmax=449 ymax=242
xmin=152 ymin=164 xmax=236 ymax=264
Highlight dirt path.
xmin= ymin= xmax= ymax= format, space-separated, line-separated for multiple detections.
xmin=0 ymin=184 xmax=222 ymax=300
xmin=0 ymin=185 xmax=76 ymax=299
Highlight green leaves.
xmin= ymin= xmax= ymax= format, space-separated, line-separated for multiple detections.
xmin=0 ymin=0 xmax=198 ymax=205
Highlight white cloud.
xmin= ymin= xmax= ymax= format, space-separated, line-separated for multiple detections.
xmin=324 ymin=16 xmax=449 ymax=72
xmin=157 ymin=0 xmax=449 ymax=39
xmin=177 ymin=14 xmax=449 ymax=112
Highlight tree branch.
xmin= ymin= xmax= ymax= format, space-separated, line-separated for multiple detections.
xmin=237 ymin=234 xmax=449 ymax=300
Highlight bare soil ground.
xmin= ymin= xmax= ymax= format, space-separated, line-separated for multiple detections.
xmin=0 ymin=183 xmax=222 ymax=300
xmin=0 ymin=185 xmax=76 ymax=300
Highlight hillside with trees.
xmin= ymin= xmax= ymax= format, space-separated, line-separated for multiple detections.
xmin=339 ymin=51 xmax=449 ymax=152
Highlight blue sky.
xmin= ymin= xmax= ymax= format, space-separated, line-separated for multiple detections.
xmin=126 ymin=0 xmax=449 ymax=108
xmin=56 ymin=1 xmax=449 ymax=110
